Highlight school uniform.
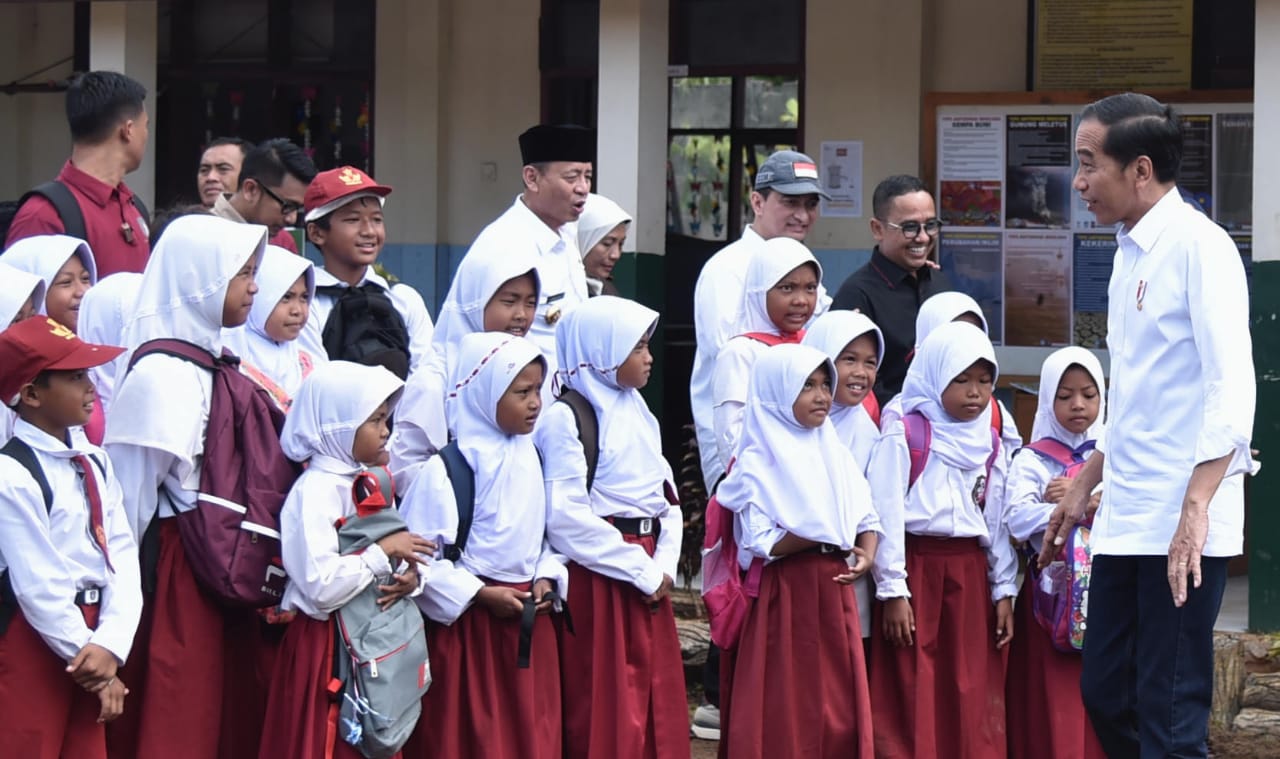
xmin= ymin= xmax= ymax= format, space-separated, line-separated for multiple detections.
xmin=717 ymin=344 xmax=879 ymax=759
xmin=0 ymin=420 xmax=142 ymax=759
xmin=223 ymin=245 xmax=317 ymax=411
xmin=802 ymin=310 xmax=885 ymax=638
xmin=1005 ymin=348 xmax=1107 ymax=759
xmin=258 ymin=362 xmax=411 ymax=759
xmin=710 ymin=239 xmax=822 ymax=473
xmin=103 ymin=215 xmax=269 ymax=759
xmin=399 ymin=333 xmax=567 ymax=759
xmin=867 ymin=321 xmax=1018 ymax=759
xmin=536 ymin=296 xmax=689 ymax=759
xmin=77 ymin=273 xmax=142 ymax=416
xmin=5 ymin=161 xmax=150 ymax=277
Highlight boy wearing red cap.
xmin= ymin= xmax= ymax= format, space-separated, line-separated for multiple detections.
xmin=0 ymin=316 xmax=142 ymax=759
xmin=298 ymin=166 xmax=434 ymax=380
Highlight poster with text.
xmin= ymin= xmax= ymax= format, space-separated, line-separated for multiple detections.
xmin=819 ymin=140 xmax=863 ymax=218
xmin=1072 ymin=234 xmax=1117 ymax=348
xmin=1006 ymin=115 xmax=1073 ymax=229
xmin=1216 ymin=114 xmax=1253 ymax=231
xmin=939 ymin=231 xmax=1004 ymax=343
xmin=938 ymin=115 xmax=1004 ymax=227
xmin=1004 ymin=230 xmax=1072 ymax=347
xmin=1179 ymin=115 xmax=1213 ymax=215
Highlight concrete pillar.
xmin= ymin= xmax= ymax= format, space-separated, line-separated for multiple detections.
xmin=1249 ymin=0 xmax=1280 ymax=632
xmin=89 ymin=1 xmax=157 ymax=210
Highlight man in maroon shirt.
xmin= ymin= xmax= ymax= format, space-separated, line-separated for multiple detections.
xmin=5 ymin=71 xmax=151 ymax=276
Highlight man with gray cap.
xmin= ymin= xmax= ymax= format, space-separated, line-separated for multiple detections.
xmin=688 ymin=149 xmax=831 ymax=740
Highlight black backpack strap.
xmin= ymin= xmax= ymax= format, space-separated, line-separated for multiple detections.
xmin=19 ymin=181 xmax=88 ymax=241
xmin=555 ymin=389 xmax=599 ymax=492
xmin=129 ymin=193 xmax=150 ymax=228
xmin=0 ymin=437 xmax=54 ymax=635
xmin=438 ymin=442 xmax=475 ymax=562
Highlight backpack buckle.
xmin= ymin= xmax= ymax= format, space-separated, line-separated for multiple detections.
xmin=76 ymin=587 xmax=101 ymax=605
xmin=638 ymin=518 xmax=654 ymax=536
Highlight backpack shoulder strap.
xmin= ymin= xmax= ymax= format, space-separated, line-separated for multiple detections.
xmin=438 ymin=441 xmax=475 ymax=562
xmin=0 ymin=437 xmax=53 ymax=513
xmin=1024 ymin=438 xmax=1080 ymax=469
xmin=902 ymin=411 xmax=931 ymax=490
xmin=129 ymin=193 xmax=150 ymax=227
xmin=127 ymin=338 xmax=218 ymax=372
xmin=861 ymin=393 xmax=881 ymax=428
xmin=20 ymin=181 xmax=87 ymax=241
xmin=555 ymin=388 xmax=599 ymax=492
xmin=991 ymin=400 xmax=1003 ymax=437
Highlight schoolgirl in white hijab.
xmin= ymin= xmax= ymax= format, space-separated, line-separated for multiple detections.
xmin=1 ymin=234 xmax=97 ymax=332
xmin=576 ymin=193 xmax=631 ymax=297
xmin=400 ymin=332 xmax=567 ymax=759
xmin=710 ymin=238 xmax=822 ymax=475
xmin=77 ymin=272 xmax=141 ymax=412
xmin=223 ymin=245 xmax=317 ymax=410
xmin=865 ymin=320 xmax=1017 ymax=759
xmin=715 ymin=343 xmax=880 ymax=758
xmin=0 ymin=262 xmax=46 ymax=328
xmin=802 ymin=310 xmax=885 ymax=470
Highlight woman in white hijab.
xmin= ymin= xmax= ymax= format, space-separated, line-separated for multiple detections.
xmin=77 ymin=273 xmax=142 ymax=412
xmin=715 ymin=343 xmax=879 ymax=759
xmin=576 ymin=193 xmax=632 ymax=297
xmin=400 ymin=332 xmax=567 ymax=759
xmin=0 ymin=234 xmax=97 ymax=332
xmin=535 ymin=295 xmax=688 ymax=759
xmin=1005 ymin=346 xmax=1108 ymax=759
xmin=101 ymin=214 xmax=268 ymax=759
xmin=865 ymin=321 xmax=1017 ymax=759
xmin=223 ymin=245 xmax=317 ymax=410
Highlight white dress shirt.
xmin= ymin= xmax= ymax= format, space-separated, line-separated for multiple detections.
xmin=0 ymin=420 xmax=142 ymax=663
xmin=1093 ymin=188 xmax=1256 ymax=557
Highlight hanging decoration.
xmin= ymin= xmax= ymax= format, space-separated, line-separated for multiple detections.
xmin=331 ymin=95 xmax=343 ymax=163
xmin=357 ymin=86 xmax=372 ymax=172
xmin=202 ymin=84 xmax=217 ymax=145
xmin=298 ymin=86 xmax=317 ymax=159
xmin=228 ymin=90 xmax=244 ymax=136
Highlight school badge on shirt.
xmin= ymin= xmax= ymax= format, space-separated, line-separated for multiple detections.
xmin=972 ymin=475 xmax=988 ymax=509
xmin=1135 ymin=279 xmax=1147 ymax=311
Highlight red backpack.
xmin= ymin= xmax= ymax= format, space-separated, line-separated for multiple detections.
xmin=699 ymin=461 xmax=764 ymax=651
xmin=128 ymin=339 xmax=302 ymax=607
xmin=902 ymin=410 xmax=1001 ymax=506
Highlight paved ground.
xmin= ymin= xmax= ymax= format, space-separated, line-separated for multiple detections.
xmin=690 ymin=738 xmax=718 ymax=758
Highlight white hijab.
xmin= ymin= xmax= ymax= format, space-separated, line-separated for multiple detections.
xmin=550 ymin=295 xmax=671 ymax=503
xmin=280 ymin=360 xmax=404 ymax=470
xmin=0 ymin=262 xmax=46 ymax=325
xmin=716 ymin=343 xmax=872 ymax=548
xmin=429 ymin=247 xmax=542 ymax=377
xmin=576 ymin=194 xmax=631 ymax=295
xmin=735 ymin=237 xmax=822 ymax=337
xmin=914 ymin=291 xmax=988 ymax=348
xmin=1 ymin=234 xmax=98 ymax=316
xmin=802 ymin=309 xmax=884 ymax=450
xmin=223 ymin=245 xmax=316 ymax=398
xmin=1031 ymin=346 xmax=1106 ymax=449
xmin=77 ymin=272 xmax=142 ymax=410
xmin=899 ymin=321 xmax=999 ymax=470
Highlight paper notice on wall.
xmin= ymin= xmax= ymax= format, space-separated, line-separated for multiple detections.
xmin=819 ymin=140 xmax=863 ymax=218
xmin=939 ymin=231 xmax=1005 ymax=344
xmin=938 ymin=115 xmax=1004 ymax=227
xmin=1004 ymin=229 xmax=1073 ymax=347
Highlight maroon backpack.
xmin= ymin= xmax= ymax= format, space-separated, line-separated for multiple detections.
xmin=128 ymin=339 xmax=301 ymax=607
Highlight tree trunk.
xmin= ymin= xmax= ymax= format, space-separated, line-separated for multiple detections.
xmin=1213 ymin=633 xmax=1246 ymax=729
xmin=1242 ymin=672 xmax=1280 ymax=712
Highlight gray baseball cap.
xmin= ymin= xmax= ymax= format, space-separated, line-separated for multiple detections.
xmin=754 ymin=150 xmax=831 ymax=200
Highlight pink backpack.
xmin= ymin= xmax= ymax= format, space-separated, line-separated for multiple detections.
xmin=901 ymin=410 xmax=1000 ymax=504
xmin=699 ymin=459 xmax=764 ymax=651
xmin=1022 ymin=438 xmax=1096 ymax=653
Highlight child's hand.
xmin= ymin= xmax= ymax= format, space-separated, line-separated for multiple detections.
xmin=994 ymin=597 xmax=1014 ymax=649
xmin=1086 ymin=490 xmax=1103 ymax=517
xmin=96 ymin=676 xmax=128 ymax=723
xmin=375 ymin=531 xmax=437 ymax=564
xmin=643 ymin=574 xmax=674 ymax=606
xmin=532 ymin=579 xmax=556 ymax=615
xmin=476 ymin=585 xmax=528 ymax=619
xmin=883 ymin=597 xmax=915 ymax=647
xmin=377 ymin=565 xmax=419 ymax=608
xmin=834 ymin=546 xmax=874 ymax=584
xmin=67 ymin=643 xmax=118 ymax=691
xmin=1042 ymin=477 xmax=1072 ymax=504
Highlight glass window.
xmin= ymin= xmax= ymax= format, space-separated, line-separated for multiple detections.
xmin=742 ymin=76 xmax=799 ymax=128
xmin=668 ymin=135 xmax=732 ymax=241
xmin=669 ymin=77 xmax=733 ymax=129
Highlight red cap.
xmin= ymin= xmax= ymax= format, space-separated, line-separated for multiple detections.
xmin=0 ymin=317 xmax=124 ymax=404
xmin=303 ymin=166 xmax=393 ymax=223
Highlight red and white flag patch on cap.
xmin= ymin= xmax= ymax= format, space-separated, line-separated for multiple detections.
xmin=792 ymin=162 xmax=818 ymax=179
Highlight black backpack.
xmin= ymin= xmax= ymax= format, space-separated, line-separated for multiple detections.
xmin=0 ymin=180 xmax=150 ymax=246
xmin=315 ymin=283 xmax=412 ymax=380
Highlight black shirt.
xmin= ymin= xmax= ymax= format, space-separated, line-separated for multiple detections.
xmin=830 ymin=247 xmax=952 ymax=405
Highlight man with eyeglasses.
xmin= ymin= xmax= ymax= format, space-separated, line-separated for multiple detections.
xmin=831 ymin=174 xmax=952 ymax=405
xmin=208 ymin=137 xmax=316 ymax=252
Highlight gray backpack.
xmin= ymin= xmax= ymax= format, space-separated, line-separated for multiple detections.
xmin=332 ymin=467 xmax=431 ymax=759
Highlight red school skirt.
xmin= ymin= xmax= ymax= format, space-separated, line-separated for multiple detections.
xmin=869 ymin=535 xmax=1008 ymax=759
xmin=401 ymin=579 xmax=562 ymax=759
xmin=1006 ymin=575 xmax=1106 ymax=759
xmin=560 ymin=532 xmax=691 ymax=759
xmin=722 ymin=550 xmax=874 ymax=759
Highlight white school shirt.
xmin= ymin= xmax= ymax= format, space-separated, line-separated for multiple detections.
xmin=1093 ymin=188 xmax=1256 ymax=557
xmin=735 ymin=488 xmax=882 ymax=569
xmin=0 ymin=408 xmax=14 ymax=446
xmin=400 ymin=456 xmax=569 ymax=626
xmin=299 ymin=267 xmax=435 ymax=378
xmin=279 ymin=458 xmax=402 ymax=620
xmin=0 ymin=420 xmax=142 ymax=663
xmin=710 ymin=336 xmax=770 ymax=470
xmin=535 ymin=402 xmax=681 ymax=596
xmin=1004 ymin=448 xmax=1103 ymax=554
xmin=867 ymin=419 xmax=1018 ymax=602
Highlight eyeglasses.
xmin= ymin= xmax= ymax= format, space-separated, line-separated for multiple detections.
xmin=258 ymin=183 xmax=304 ymax=216
xmin=882 ymin=218 xmax=943 ymax=238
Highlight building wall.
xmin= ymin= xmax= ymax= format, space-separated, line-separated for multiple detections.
xmin=0 ymin=2 xmax=76 ymax=200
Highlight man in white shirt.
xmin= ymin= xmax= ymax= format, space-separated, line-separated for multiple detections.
xmin=1041 ymin=93 xmax=1256 ymax=758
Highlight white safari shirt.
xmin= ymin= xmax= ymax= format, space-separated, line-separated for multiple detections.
xmin=1092 ymin=187 xmax=1256 ymax=557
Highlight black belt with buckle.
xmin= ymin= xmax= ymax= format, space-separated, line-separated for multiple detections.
xmin=805 ymin=543 xmax=849 ymax=557
xmin=75 ymin=587 xmax=102 ymax=606
xmin=609 ymin=516 xmax=659 ymax=538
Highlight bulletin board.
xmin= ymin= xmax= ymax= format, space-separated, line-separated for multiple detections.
xmin=920 ymin=91 xmax=1252 ymax=376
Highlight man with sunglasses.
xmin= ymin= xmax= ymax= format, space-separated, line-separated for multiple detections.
xmin=209 ymin=137 xmax=315 ymax=251
xmin=832 ymin=174 xmax=952 ymax=405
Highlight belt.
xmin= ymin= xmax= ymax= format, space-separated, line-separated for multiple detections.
xmin=803 ymin=543 xmax=850 ymax=558
xmin=608 ymin=516 xmax=660 ymax=538
xmin=75 ymin=587 xmax=102 ymax=606
xmin=517 ymin=590 xmax=573 ymax=669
